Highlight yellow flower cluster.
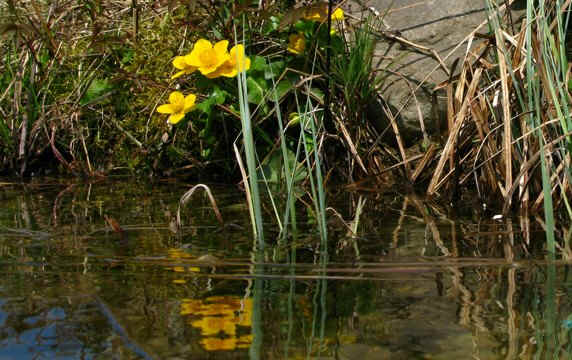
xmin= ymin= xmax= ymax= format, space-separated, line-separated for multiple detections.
xmin=157 ymin=39 xmax=251 ymax=124
xmin=287 ymin=5 xmax=345 ymax=55
xmin=304 ymin=3 xmax=344 ymax=22
xmin=181 ymin=296 xmax=253 ymax=351
xmin=172 ymin=39 xmax=251 ymax=80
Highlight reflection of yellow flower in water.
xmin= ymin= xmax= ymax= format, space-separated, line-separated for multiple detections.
xmin=156 ymin=91 xmax=196 ymax=124
xmin=181 ymin=296 xmax=253 ymax=351
xmin=168 ymin=249 xmax=192 ymax=259
xmin=207 ymin=44 xmax=251 ymax=78
xmin=187 ymin=39 xmax=230 ymax=76
xmin=287 ymin=33 xmax=306 ymax=55
xmin=236 ymin=299 xmax=252 ymax=327
xmin=237 ymin=334 xmax=252 ymax=348
xmin=181 ymin=299 xmax=203 ymax=315
xmin=172 ymin=266 xmax=200 ymax=273
xmin=196 ymin=303 xmax=234 ymax=317
xmin=192 ymin=316 xmax=237 ymax=336
xmin=201 ymin=337 xmax=237 ymax=351
xmin=206 ymin=296 xmax=241 ymax=307
xmin=168 ymin=249 xmax=199 ymax=282
xmin=200 ymin=334 xmax=252 ymax=351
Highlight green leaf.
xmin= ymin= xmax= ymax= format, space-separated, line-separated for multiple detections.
xmin=247 ymin=76 xmax=268 ymax=105
xmin=196 ymin=88 xmax=227 ymax=114
xmin=81 ymin=78 xmax=114 ymax=105
xmin=212 ymin=88 xmax=227 ymax=104
xmin=120 ymin=49 xmax=134 ymax=65
xmin=308 ymin=87 xmax=324 ymax=103
xmin=260 ymin=148 xmax=307 ymax=184
xmin=275 ymin=79 xmax=293 ymax=99
xmin=250 ymin=56 xmax=267 ymax=72
xmin=0 ymin=118 xmax=12 ymax=149
xmin=294 ymin=20 xmax=315 ymax=34
xmin=304 ymin=132 xmax=315 ymax=153
xmin=264 ymin=61 xmax=285 ymax=80
xmin=262 ymin=15 xmax=280 ymax=34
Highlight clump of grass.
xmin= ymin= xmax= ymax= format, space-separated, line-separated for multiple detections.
xmin=425 ymin=0 xmax=571 ymax=226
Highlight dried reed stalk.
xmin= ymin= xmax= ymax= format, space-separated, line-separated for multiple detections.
xmin=494 ymin=26 xmax=513 ymax=201
xmin=427 ymin=68 xmax=483 ymax=195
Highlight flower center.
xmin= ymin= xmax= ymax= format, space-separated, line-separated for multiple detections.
xmin=171 ymin=100 xmax=184 ymax=113
xmin=199 ymin=48 xmax=217 ymax=67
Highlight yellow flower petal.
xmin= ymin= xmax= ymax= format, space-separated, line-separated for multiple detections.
xmin=332 ymin=8 xmax=344 ymax=21
xmin=184 ymin=94 xmax=196 ymax=111
xmin=194 ymin=39 xmax=213 ymax=52
xmin=157 ymin=104 xmax=175 ymax=114
xmin=304 ymin=5 xmax=325 ymax=22
xmin=158 ymin=91 xmax=197 ymax=123
xmin=187 ymin=39 xmax=211 ymax=67
xmin=215 ymin=44 xmax=250 ymax=78
xmin=173 ymin=56 xmax=188 ymax=70
xmin=169 ymin=112 xmax=185 ymax=124
xmin=303 ymin=4 xmax=344 ymax=22
xmin=187 ymin=39 xmax=230 ymax=76
xmin=231 ymin=45 xmax=250 ymax=72
xmin=242 ymin=58 xmax=251 ymax=72
xmin=171 ymin=55 xmax=197 ymax=79
xmin=171 ymin=70 xmax=187 ymax=80
xmin=201 ymin=41 xmax=230 ymax=75
xmin=169 ymin=91 xmax=185 ymax=105
xmin=287 ymin=34 xmax=305 ymax=55
xmin=214 ymin=40 xmax=229 ymax=55
xmin=205 ymin=69 xmax=223 ymax=79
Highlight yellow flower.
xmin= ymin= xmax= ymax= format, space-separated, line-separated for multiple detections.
xmin=332 ymin=8 xmax=344 ymax=21
xmin=304 ymin=3 xmax=344 ymax=22
xmin=187 ymin=39 xmax=230 ymax=76
xmin=156 ymin=91 xmax=196 ymax=124
xmin=207 ymin=44 xmax=251 ymax=78
xmin=287 ymin=33 xmax=305 ymax=54
xmin=171 ymin=55 xmax=197 ymax=79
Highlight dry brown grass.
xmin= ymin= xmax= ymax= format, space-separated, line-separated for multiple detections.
xmin=424 ymin=1 xmax=571 ymax=216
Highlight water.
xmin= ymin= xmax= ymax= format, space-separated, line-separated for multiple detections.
xmin=0 ymin=179 xmax=570 ymax=359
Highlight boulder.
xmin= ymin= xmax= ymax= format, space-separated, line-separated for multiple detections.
xmin=349 ymin=0 xmax=524 ymax=144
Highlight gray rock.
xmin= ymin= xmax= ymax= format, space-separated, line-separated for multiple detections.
xmin=349 ymin=0 xmax=524 ymax=143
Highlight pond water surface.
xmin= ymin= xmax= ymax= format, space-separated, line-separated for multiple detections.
xmin=0 ymin=179 xmax=570 ymax=359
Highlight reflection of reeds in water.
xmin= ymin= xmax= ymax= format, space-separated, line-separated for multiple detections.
xmin=377 ymin=193 xmax=568 ymax=358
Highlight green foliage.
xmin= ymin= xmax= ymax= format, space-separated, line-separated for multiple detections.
xmin=0 ymin=0 xmax=379 ymax=186
xmin=81 ymin=78 xmax=114 ymax=105
xmin=331 ymin=16 xmax=383 ymax=125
